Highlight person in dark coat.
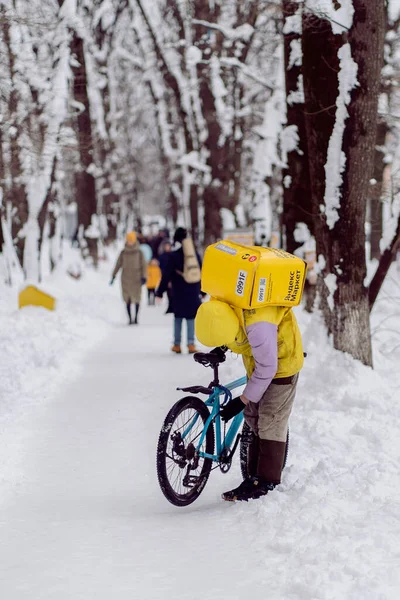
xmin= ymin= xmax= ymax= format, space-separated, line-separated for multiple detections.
xmin=156 ymin=227 xmax=202 ymax=354
xmin=158 ymin=241 xmax=172 ymax=272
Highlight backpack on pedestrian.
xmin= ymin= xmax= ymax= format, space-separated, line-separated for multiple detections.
xmin=177 ymin=237 xmax=201 ymax=284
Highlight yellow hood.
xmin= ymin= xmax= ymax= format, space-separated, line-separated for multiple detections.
xmin=195 ymin=300 xmax=240 ymax=347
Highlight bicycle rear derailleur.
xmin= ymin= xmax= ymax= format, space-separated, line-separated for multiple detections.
xmin=171 ymin=432 xmax=202 ymax=488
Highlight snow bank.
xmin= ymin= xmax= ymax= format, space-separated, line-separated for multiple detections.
xmin=0 ymin=257 xmax=113 ymax=417
xmin=0 ymin=245 xmax=118 ymax=491
xmin=1 ymin=245 xmax=400 ymax=598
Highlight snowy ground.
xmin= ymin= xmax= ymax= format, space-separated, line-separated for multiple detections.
xmin=1 ymin=247 xmax=400 ymax=599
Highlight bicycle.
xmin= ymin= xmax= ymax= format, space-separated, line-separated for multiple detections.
xmin=156 ymin=351 xmax=289 ymax=507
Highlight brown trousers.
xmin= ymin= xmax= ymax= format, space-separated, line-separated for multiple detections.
xmin=244 ymin=374 xmax=299 ymax=442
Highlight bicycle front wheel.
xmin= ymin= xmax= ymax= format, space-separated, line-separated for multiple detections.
xmin=157 ymin=396 xmax=215 ymax=507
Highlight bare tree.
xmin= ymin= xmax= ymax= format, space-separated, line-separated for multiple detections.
xmin=282 ymin=0 xmax=313 ymax=254
xmin=302 ymin=1 xmax=385 ymax=366
xmin=70 ymin=30 xmax=99 ymax=266
xmin=132 ymin=0 xmax=276 ymax=245
xmin=0 ymin=1 xmax=71 ymax=280
xmin=0 ymin=6 xmax=28 ymax=267
xmin=88 ymin=0 xmax=129 ymax=242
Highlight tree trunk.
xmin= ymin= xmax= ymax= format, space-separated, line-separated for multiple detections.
xmin=302 ymin=12 xmax=342 ymax=333
xmin=193 ymin=0 xmax=255 ymax=245
xmin=71 ymin=32 xmax=98 ymax=267
xmin=203 ymin=186 xmax=223 ymax=248
xmin=369 ymin=119 xmax=387 ymax=260
xmin=168 ymin=190 xmax=179 ymax=226
xmin=0 ymin=127 xmax=5 ymax=254
xmin=282 ymin=0 xmax=313 ymax=255
xmin=0 ymin=209 xmax=4 ymax=254
xmin=135 ymin=0 xmax=201 ymax=239
xmin=331 ymin=1 xmax=384 ymax=366
xmin=189 ymin=186 xmax=199 ymax=244
xmin=2 ymin=10 xmax=28 ymax=269
xmin=302 ymin=3 xmax=385 ymax=366
xmin=38 ymin=161 xmax=59 ymax=274
xmin=198 ymin=69 xmax=225 ymax=245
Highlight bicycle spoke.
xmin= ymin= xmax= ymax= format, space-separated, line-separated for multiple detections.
xmin=157 ymin=396 xmax=215 ymax=506
xmin=165 ymin=408 xmax=207 ymax=493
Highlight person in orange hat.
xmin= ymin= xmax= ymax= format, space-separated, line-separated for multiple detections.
xmin=110 ymin=232 xmax=147 ymax=324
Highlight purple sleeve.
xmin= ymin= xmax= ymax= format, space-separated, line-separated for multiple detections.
xmin=243 ymin=321 xmax=278 ymax=403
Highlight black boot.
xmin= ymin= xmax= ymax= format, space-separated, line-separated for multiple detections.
xmin=221 ymin=439 xmax=286 ymax=502
xmin=221 ymin=477 xmax=275 ymax=502
xmin=126 ymin=302 xmax=133 ymax=325
xmin=134 ymin=303 xmax=140 ymax=324
xmin=256 ymin=439 xmax=287 ymax=486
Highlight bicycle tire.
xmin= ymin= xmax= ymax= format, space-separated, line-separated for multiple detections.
xmin=239 ymin=421 xmax=289 ymax=480
xmin=157 ymin=396 xmax=215 ymax=507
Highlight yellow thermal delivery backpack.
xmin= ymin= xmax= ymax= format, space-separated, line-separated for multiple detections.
xmin=201 ymin=240 xmax=307 ymax=309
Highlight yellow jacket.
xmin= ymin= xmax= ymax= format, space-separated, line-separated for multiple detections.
xmin=146 ymin=264 xmax=161 ymax=289
xmin=227 ymin=305 xmax=304 ymax=379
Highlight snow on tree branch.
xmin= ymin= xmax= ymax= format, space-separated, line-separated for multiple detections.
xmin=323 ymin=43 xmax=358 ymax=229
xmin=305 ymin=0 xmax=354 ymax=33
xmin=192 ymin=19 xmax=255 ymax=42
xmin=219 ymin=57 xmax=274 ymax=91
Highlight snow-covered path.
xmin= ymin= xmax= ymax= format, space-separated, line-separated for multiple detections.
xmin=0 ymin=305 xmax=256 ymax=599
xmin=1 ymin=274 xmax=400 ymax=599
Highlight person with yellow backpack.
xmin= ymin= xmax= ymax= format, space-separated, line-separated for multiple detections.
xmin=194 ymin=241 xmax=306 ymax=502
xmin=155 ymin=227 xmax=203 ymax=354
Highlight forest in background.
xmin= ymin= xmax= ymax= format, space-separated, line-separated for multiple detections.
xmin=0 ymin=0 xmax=400 ymax=366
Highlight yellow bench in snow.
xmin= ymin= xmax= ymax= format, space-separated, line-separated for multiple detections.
xmin=18 ymin=285 xmax=56 ymax=311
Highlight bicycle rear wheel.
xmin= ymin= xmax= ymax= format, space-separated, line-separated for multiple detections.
xmin=157 ymin=396 xmax=215 ymax=507
xmin=239 ymin=421 xmax=289 ymax=480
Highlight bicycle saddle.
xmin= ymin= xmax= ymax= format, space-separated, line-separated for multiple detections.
xmin=193 ymin=352 xmax=226 ymax=367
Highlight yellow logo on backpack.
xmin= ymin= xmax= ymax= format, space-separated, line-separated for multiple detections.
xmin=177 ymin=237 xmax=201 ymax=283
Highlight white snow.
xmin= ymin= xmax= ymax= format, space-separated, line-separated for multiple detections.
xmin=85 ymin=215 xmax=102 ymax=239
xmin=388 ymin=0 xmax=400 ymax=22
xmin=192 ymin=20 xmax=254 ymax=42
xmin=324 ymin=43 xmax=358 ymax=229
xmin=288 ymin=39 xmax=302 ymax=70
xmin=281 ymin=124 xmax=302 ymax=167
xmin=1 ymin=246 xmax=400 ymax=599
xmin=324 ymin=272 xmax=337 ymax=310
xmin=305 ymin=0 xmax=354 ymax=34
xmin=283 ymin=13 xmax=302 ymax=36
xmin=178 ymin=151 xmax=211 ymax=173
xmin=283 ymin=175 xmax=292 ymax=189
xmin=287 ymin=74 xmax=305 ymax=106
xmin=186 ymin=45 xmax=202 ymax=67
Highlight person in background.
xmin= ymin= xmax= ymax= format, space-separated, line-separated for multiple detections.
xmin=110 ymin=231 xmax=147 ymax=325
xmin=150 ymin=230 xmax=168 ymax=258
xmin=146 ymin=258 xmax=162 ymax=306
xmin=158 ymin=240 xmax=173 ymax=314
xmin=155 ymin=227 xmax=202 ymax=354
xmin=158 ymin=240 xmax=172 ymax=271
xmin=138 ymin=233 xmax=153 ymax=263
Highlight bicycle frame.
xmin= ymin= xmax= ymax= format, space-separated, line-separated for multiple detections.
xmin=182 ymin=375 xmax=247 ymax=462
